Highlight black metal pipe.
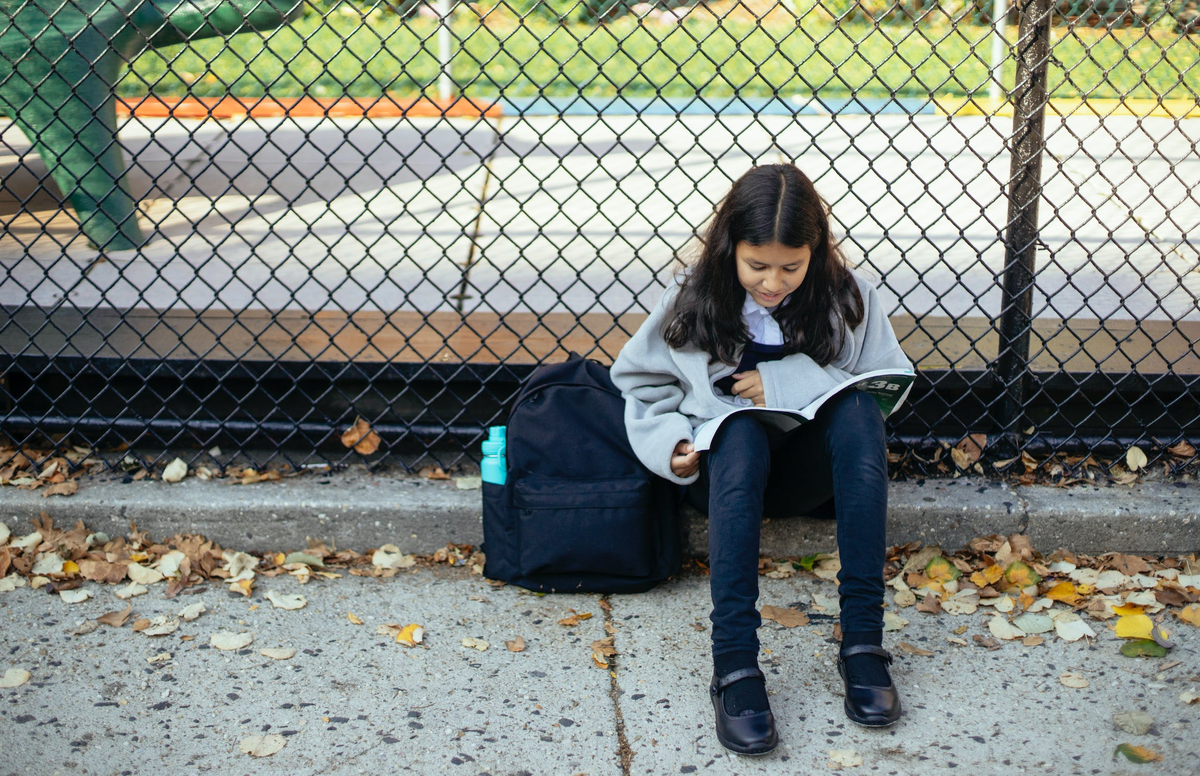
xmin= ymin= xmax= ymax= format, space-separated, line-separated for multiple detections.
xmin=995 ymin=0 xmax=1054 ymax=452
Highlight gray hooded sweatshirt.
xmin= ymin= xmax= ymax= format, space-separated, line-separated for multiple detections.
xmin=609 ymin=268 xmax=912 ymax=485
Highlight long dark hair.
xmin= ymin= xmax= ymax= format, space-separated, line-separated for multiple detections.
xmin=662 ymin=163 xmax=863 ymax=366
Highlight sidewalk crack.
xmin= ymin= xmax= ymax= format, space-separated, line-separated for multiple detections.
xmin=600 ymin=594 xmax=634 ymax=776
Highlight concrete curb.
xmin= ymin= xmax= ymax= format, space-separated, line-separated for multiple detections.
xmin=2 ymin=474 xmax=1196 ymax=556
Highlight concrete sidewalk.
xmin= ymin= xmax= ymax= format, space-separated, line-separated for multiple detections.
xmin=2 ymin=561 xmax=1196 ymax=775
xmin=1 ymin=471 xmax=1196 ymax=557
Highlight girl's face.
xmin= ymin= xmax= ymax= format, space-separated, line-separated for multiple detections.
xmin=735 ymin=241 xmax=811 ymax=308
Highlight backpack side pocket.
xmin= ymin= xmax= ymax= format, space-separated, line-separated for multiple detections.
xmin=481 ymin=481 xmax=517 ymax=582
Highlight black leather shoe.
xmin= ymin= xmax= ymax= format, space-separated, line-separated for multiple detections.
xmin=837 ymin=644 xmax=901 ymax=727
xmin=709 ymin=667 xmax=778 ymax=756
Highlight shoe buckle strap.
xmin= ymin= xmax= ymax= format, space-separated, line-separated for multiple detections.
xmin=839 ymin=644 xmax=893 ymax=664
xmin=711 ymin=667 xmax=765 ymax=693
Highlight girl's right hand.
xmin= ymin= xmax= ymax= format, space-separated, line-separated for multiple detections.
xmin=670 ymin=440 xmax=700 ymax=478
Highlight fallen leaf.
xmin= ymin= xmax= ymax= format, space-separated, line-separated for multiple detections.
xmin=381 ymin=623 xmax=424 ymax=647
xmin=162 ymin=458 xmax=188 ymax=483
xmin=1180 ymin=690 xmax=1200 ymax=704
xmin=828 ymin=749 xmax=862 ymax=769
xmin=1113 ymin=743 xmax=1161 ymax=763
xmin=461 ymin=637 xmax=489 ymax=652
xmin=146 ymin=652 xmax=171 ymax=665
xmin=455 ymin=476 xmax=483 ymax=490
xmin=1022 ymin=635 xmax=1044 ymax=646
xmin=591 ymin=636 xmax=617 ymax=657
xmin=348 ymin=613 xmax=363 ymax=625
xmin=811 ymin=593 xmax=840 ymax=616
xmin=1012 ymin=612 xmax=1053 ymax=634
xmin=264 ymin=590 xmax=307 ymax=610
xmin=915 ymin=595 xmax=941 ymax=614
xmin=988 ymin=615 xmax=1024 ymax=640
xmin=260 ymin=648 xmax=296 ymax=660
xmin=0 ymin=668 xmax=30 ymax=688
xmin=58 ymin=588 xmax=91 ymax=604
xmin=1046 ymin=581 xmax=1081 ymax=605
xmin=282 ymin=552 xmax=324 ymax=568
xmin=505 ymin=636 xmax=526 ymax=653
xmin=1059 ymin=672 xmax=1089 ymax=688
xmin=1176 ymin=604 xmax=1200 ymax=626
xmin=178 ymin=602 xmax=206 ymax=621
xmin=340 ymin=417 xmax=381 ymax=455
xmin=882 ymin=611 xmax=908 ymax=632
xmin=126 ymin=562 xmax=164 ymax=585
xmin=896 ymin=641 xmax=933 ymax=656
xmin=142 ymin=616 xmax=180 ymax=636
xmin=1113 ymin=710 xmax=1154 ymax=736
xmin=1125 ymin=446 xmax=1148 ymax=472
xmin=211 ymin=632 xmax=254 ymax=650
xmin=372 ymin=545 xmax=416 ymax=570
xmin=78 ymin=559 xmax=127 ymax=584
xmin=925 ymin=555 xmax=961 ymax=583
xmin=893 ymin=589 xmax=916 ymax=607
xmin=970 ymin=565 xmax=1004 ymax=588
xmin=1120 ymin=639 xmax=1167 ymax=658
xmin=240 ymin=734 xmax=287 ymax=758
xmin=1115 ymin=614 xmax=1155 ymax=640
xmin=947 ymin=637 xmax=968 ymax=646
xmin=1003 ymin=561 xmax=1041 ymax=589
xmin=42 ymin=481 xmax=78 ymax=498
xmin=418 ymin=465 xmax=450 ymax=480
xmin=1052 ymin=611 xmax=1096 ymax=642
xmin=761 ymin=604 xmax=809 ymax=628
xmin=558 ymin=610 xmax=593 ymax=627
xmin=96 ymin=604 xmax=133 ymax=627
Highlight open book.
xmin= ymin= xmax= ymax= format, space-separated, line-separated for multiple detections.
xmin=691 ymin=368 xmax=916 ymax=452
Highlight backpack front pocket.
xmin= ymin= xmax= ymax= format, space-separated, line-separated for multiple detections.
xmin=513 ymin=477 xmax=654 ymax=578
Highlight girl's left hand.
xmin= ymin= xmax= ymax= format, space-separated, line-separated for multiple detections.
xmin=731 ymin=371 xmax=766 ymax=407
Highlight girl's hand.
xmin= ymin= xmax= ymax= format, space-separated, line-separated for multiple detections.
xmin=670 ymin=440 xmax=700 ymax=478
xmin=731 ymin=370 xmax=766 ymax=407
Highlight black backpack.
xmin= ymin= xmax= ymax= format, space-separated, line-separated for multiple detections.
xmin=481 ymin=352 xmax=685 ymax=593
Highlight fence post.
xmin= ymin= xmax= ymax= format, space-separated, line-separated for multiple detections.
xmin=995 ymin=0 xmax=1052 ymax=452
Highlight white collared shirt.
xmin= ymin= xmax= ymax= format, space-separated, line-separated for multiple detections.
xmin=742 ymin=292 xmax=784 ymax=346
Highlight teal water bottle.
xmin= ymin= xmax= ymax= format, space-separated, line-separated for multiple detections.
xmin=481 ymin=426 xmax=507 ymax=485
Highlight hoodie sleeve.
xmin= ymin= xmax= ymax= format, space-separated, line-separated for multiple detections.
xmin=756 ymin=276 xmax=912 ymax=413
xmin=609 ymin=283 xmax=700 ymax=486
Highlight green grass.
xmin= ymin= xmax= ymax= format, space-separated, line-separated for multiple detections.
xmin=117 ymin=14 xmax=1199 ymax=102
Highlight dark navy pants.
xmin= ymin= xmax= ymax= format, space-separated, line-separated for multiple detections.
xmin=685 ymin=390 xmax=888 ymax=658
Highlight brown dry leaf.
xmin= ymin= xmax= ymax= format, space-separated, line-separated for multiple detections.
xmin=1108 ymin=553 xmax=1152 ymax=576
xmin=896 ymin=641 xmax=933 ymax=656
xmin=340 ymin=416 xmax=380 ymax=455
xmin=418 ymin=465 xmax=450 ymax=480
xmin=78 ymin=559 xmax=128 ymax=584
xmin=1022 ymin=635 xmax=1045 ymax=646
xmin=41 ymin=481 xmax=78 ymax=498
xmin=954 ymin=434 xmax=987 ymax=466
xmin=130 ymin=618 xmax=151 ymax=631
xmin=558 ymin=610 xmax=593 ymax=627
xmin=96 ymin=603 xmax=132 ymax=627
xmin=760 ymin=604 xmax=809 ymax=628
xmin=915 ymin=595 xmax=942 ymax=615
xmin=591 ymin=636 xmax=617 ymax=657
xmin=505 ymin=636 xmax=526 ymax=653
xmin=1167 ymin=440 xmax=1196 ymax=458
xmin=347 ymin=612 xmax=363 ymax=625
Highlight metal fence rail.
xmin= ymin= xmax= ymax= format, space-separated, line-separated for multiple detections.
xmin=1 ymin=0 xmax=1197 ymax=476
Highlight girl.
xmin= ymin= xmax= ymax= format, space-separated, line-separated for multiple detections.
xmin=609 ymin=163 xmax=912 ymax=755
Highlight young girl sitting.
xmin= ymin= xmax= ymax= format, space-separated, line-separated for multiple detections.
xmin=609 ymin=163 xmax=912 ymax=755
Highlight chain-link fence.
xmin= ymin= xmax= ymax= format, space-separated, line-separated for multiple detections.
xmin=1 ymin=0 xmax=1197 ymax=476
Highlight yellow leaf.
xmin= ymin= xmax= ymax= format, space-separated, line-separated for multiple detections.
xmin=274 ymin=552 xmax=286 ymax=565
xmin=925 ymin=556 xmax=961 ymax=583
xmin=395 ymin=624 xmax=424 ymax=647
xmin=971 ymin=565 xmax=1004 ymax=588
xmin=129 ymin=552 xmax=149 ymax=562
xmin=1004 ymin=561 xmax=1041 ymax=589
xmin=230 ymin=578 xmax=253 ymax=597
xmin=1018 ymin=591 xmax=1036 ymax=611
xmin=1111 ymin=603 xmax=1145 ymax=617
xmin=348 ymin=613 xmax=363 ymax=625
xmin=1046 ymin=581 xmax=1080 ymax=605
xmin=1114 ymin=614 xmax=1154 ymax=640
xmin=1177 ymin=604 xmax=1200 ymax=627
xmin=61 ymin=560 xmax=79 ymax=575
